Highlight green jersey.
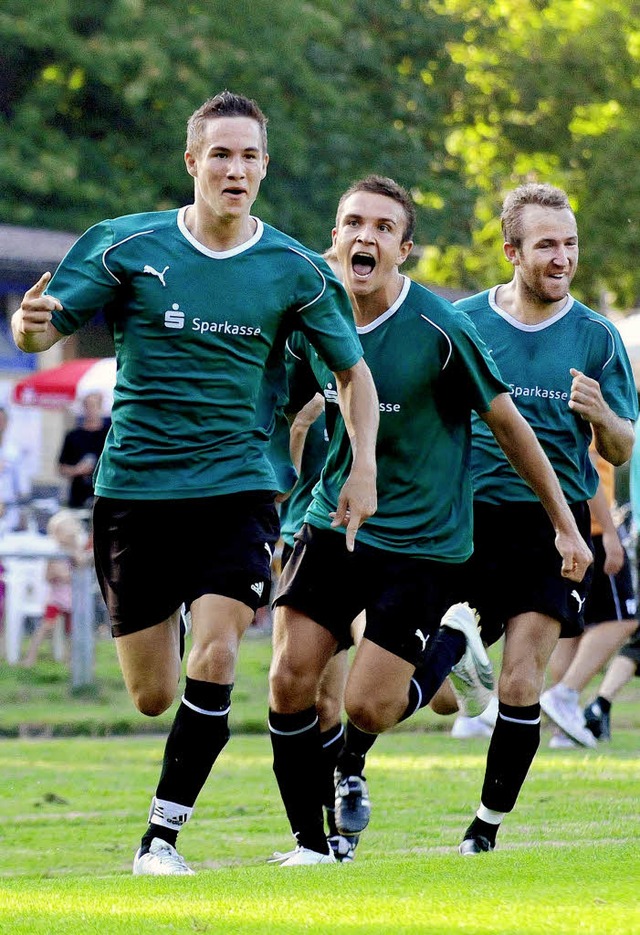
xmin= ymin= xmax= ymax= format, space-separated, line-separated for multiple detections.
xmin=300 ymin=277 xmax=508 ymax=561
xmin=47 ymin=207 xmax=362 ymax=500
xmin=455 ymin=288 xmax=639 ymax=504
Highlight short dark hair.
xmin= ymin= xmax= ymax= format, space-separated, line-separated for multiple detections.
xmin=186 ymin=91 xmax=268 ymax=155
xmin=336 ymin=174 xmax=416 ymax=243
xmin=501 ymin=183 xmax=574 ymax=248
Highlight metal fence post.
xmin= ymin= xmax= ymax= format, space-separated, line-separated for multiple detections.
xmin=70 ymin=562 xmax=95 ymax=690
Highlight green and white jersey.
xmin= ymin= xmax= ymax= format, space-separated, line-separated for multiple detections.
xmin=455 ymin=287 xmax=639 ymax=505
xmin=300 ymin=277 xmax=508 ymax=561
xmin=47 ymin=207 xmax=362 ymax=500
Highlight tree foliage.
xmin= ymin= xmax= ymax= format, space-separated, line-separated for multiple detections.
xmin=3 ymin=0 xmax=640 ymax=306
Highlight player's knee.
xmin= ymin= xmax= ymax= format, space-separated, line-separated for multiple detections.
xmin=498 ymin=668 xmax=539 ymax=706
xmin=131 ymin=685 xmax=175 ymax=717
xmin=269 ymin=657 xmax=317 ymax=710
xmin=315 ymin=690 xmax=342 ymax=729
xmin=345 ymin=696 xmax=395 ymax=734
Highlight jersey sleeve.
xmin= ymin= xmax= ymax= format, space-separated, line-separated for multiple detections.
xmin=446 ymin=310 xmax=510 ymax=414
xmin=290 ymin=252 xmax=363 ymax=372
xmin=47 ymin=220 xmax=122 ymax=335
xmin=598 ymin=324 xmax=639 ymax=423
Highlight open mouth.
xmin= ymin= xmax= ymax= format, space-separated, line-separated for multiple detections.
xmin=223 ymin=187 xmax=246 ymax=196
xmin=352 ymin=253 xmax=376 ymax=277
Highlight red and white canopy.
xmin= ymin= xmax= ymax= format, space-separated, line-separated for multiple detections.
xmin=12 ymin=358 xmax=116 ymax=414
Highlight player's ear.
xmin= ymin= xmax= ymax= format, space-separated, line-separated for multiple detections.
xmin=503 ymin=242 xmax=518 ymax=265
xmin=184 ymin=150 xmax=197 ymax=178
xmin=397 ymin=240 xmax=414 ymax=267
xmin=260 ymin=153 xmax=269 ymax=180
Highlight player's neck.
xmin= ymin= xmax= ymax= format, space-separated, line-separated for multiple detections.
xmin=495 ymin=281 xmax=568 ymax=325
xmin=184 ymin=205 xmax=257 ymax=252
xmin=349 ymin=274 xmax=404 ymax=328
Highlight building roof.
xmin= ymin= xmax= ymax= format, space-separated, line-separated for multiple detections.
xmin=0 ymin=224 xmax=78 ymax=283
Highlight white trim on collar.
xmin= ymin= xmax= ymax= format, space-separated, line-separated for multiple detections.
xmin=488 ymin=284 xmax=574 ymax=331
xmin=177 ymin=206 xmax=263 ymax=258
xmin=356 ymin=276 xmax=411 ymax=334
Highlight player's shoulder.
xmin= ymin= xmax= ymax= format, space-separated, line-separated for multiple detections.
xmin=106 ymin=208 xmax=179 ymax=236
xmin=452 ymin=288 xmax=491 ymax=315
xmin=407 ymin=281 xmax=476 ymax=334
xmin=259 ymin=223 xmax=326 ymax=268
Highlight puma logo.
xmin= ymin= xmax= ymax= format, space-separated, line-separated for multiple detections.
xmin=143 ymin=264 xmax=169 ymax=286
xmin=415 ymin=629 xmax=429 ymax=652
xmin=571 ymin=590 xmax=585 ymax=612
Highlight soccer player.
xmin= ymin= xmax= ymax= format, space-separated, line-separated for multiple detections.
xmin=267 ymin=175 xmax=592 ymax=866
xmin=454 ymin=182 xmax=638 ymax=855
xmin=11 ymin=91 xmax=379 ymax=876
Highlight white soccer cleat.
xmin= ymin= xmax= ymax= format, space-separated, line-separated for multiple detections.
xmin=133 ymin=837 xmax=195 ymax=875
xmin=442 ymin=603 xmax=494 ymax=717
xmin=540 ymin=686 xmax=597 ymax=748
xmin=450 ymin=714 xmax=494 ymax=739
xmin=275 ymin=845 xmax=336 ymax=866
xmin=548 ymin=729 xmax=578 ymax=749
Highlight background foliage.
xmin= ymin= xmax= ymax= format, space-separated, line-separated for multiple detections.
xmin=2 ymin=0 xmax=640 ymax=306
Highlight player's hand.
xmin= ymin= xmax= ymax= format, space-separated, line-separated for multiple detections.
xmin=602 ymin=530 xmax=624 ymax=576
xmin=330 ymin=469 xmax=377 ymax=551
xmin=16 ymin=273 xmax=62 ymax=333
xmin=568 ymin=368 xmax=607 ymax=424
xmin=557 ymin=528 xmax=593 ymax=582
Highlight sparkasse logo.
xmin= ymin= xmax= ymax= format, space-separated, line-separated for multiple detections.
xmin=164 ymin=304 xmax=185 ymax=329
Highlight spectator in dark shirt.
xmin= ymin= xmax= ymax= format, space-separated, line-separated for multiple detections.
xmin=58 ymin=391 xmax=110 ymax=509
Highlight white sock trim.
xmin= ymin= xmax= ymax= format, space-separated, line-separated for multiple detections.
xmin=322 ymin=723 xmax=345 ymax=748
xmin=406 ymin=677 xmax=423 ymax=718
xmin=149 ymin=796 xmax=193 ymax=830
xmin=498 ymin=711 xmax=541 ymax=725
xmin=477 ymin=804 xmax=505 ymax=825
xmin=268 ymin=714 xmax=319 ymax=736
xmin=182 ymin=695 xmax=230 ymax=716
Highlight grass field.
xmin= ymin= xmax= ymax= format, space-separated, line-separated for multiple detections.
xmin=0 ymin=631 xmax=639 ymax=933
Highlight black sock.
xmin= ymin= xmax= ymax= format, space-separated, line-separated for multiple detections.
xmin=269 ymin=706 xmax=329 ymax=855
xmin=320 ymin=722 xmax=344 ymax=836
xmin=596 ymin=695 xmax=611 ymax=714
xmin=399 ymin=628 xmax=466 ymax=720
xmin=480 ymin=701 xmax=541 ymax=813
xmin=141 ymin=677 xmax=232 ymax=853
xmin=335 ymin=719 xmax=378 ymax=777
xmin=463 ymin=816 xmax=499 ymax=847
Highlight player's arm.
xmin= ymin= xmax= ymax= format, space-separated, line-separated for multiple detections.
xmin=289 ymin=393 xmax=325 ymax=475
xmin=481 ymin=392 xmax=592 ymax=582
xmin=569 ymin=368 xmax=634 ymax=466
xmin=588 ymin=479 xmax=624 ymax=576
xmin=331 ymin=358 xmax=379 ymax=551
xmin=12 ymin=273 xmax=65 ymax=353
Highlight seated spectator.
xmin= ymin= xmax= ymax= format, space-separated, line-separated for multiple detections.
xmin=21 ymin=510 xmax=90 ymax=667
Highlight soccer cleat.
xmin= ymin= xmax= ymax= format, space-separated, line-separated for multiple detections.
xmin=540 ymin=686 xmax=597 ymax=748
xmin=334 ymin=772 xmax=371 ymax=835
xmin=276 ymin=846 xmax=336 ymax=866
xmin=459 ymin=834 xmax=495 ymax=856
xmin=584 ymin=699 xmax=611 ymax=742
xmin=443 ymin=603 xmax=494 ymax=718
xmin=133 ymin=837 xmax=195 ymax=875
xmin=548 ymin=729 xmax=578 ymax=749
xmin=450 ymin=714 xmax=493 ymax=739
xmin=328 ymin=834 xmax=359 ymax=863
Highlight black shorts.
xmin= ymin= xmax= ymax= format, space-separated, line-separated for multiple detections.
xmin=584 ymin=534 xmax=636 ymax=626
xmin=93 ymin=492 xmax=280 ymax=638
xmin=466 ymin=500 xmax=593 ymax=646
xmin=273 ymin=523 xmax=471 ymax=667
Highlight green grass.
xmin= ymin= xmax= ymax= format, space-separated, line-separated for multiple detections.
xmin=1 ymin=631 xmax=639 ymax=933
xmin=0 ymin=732 xmax=638 ymax=933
